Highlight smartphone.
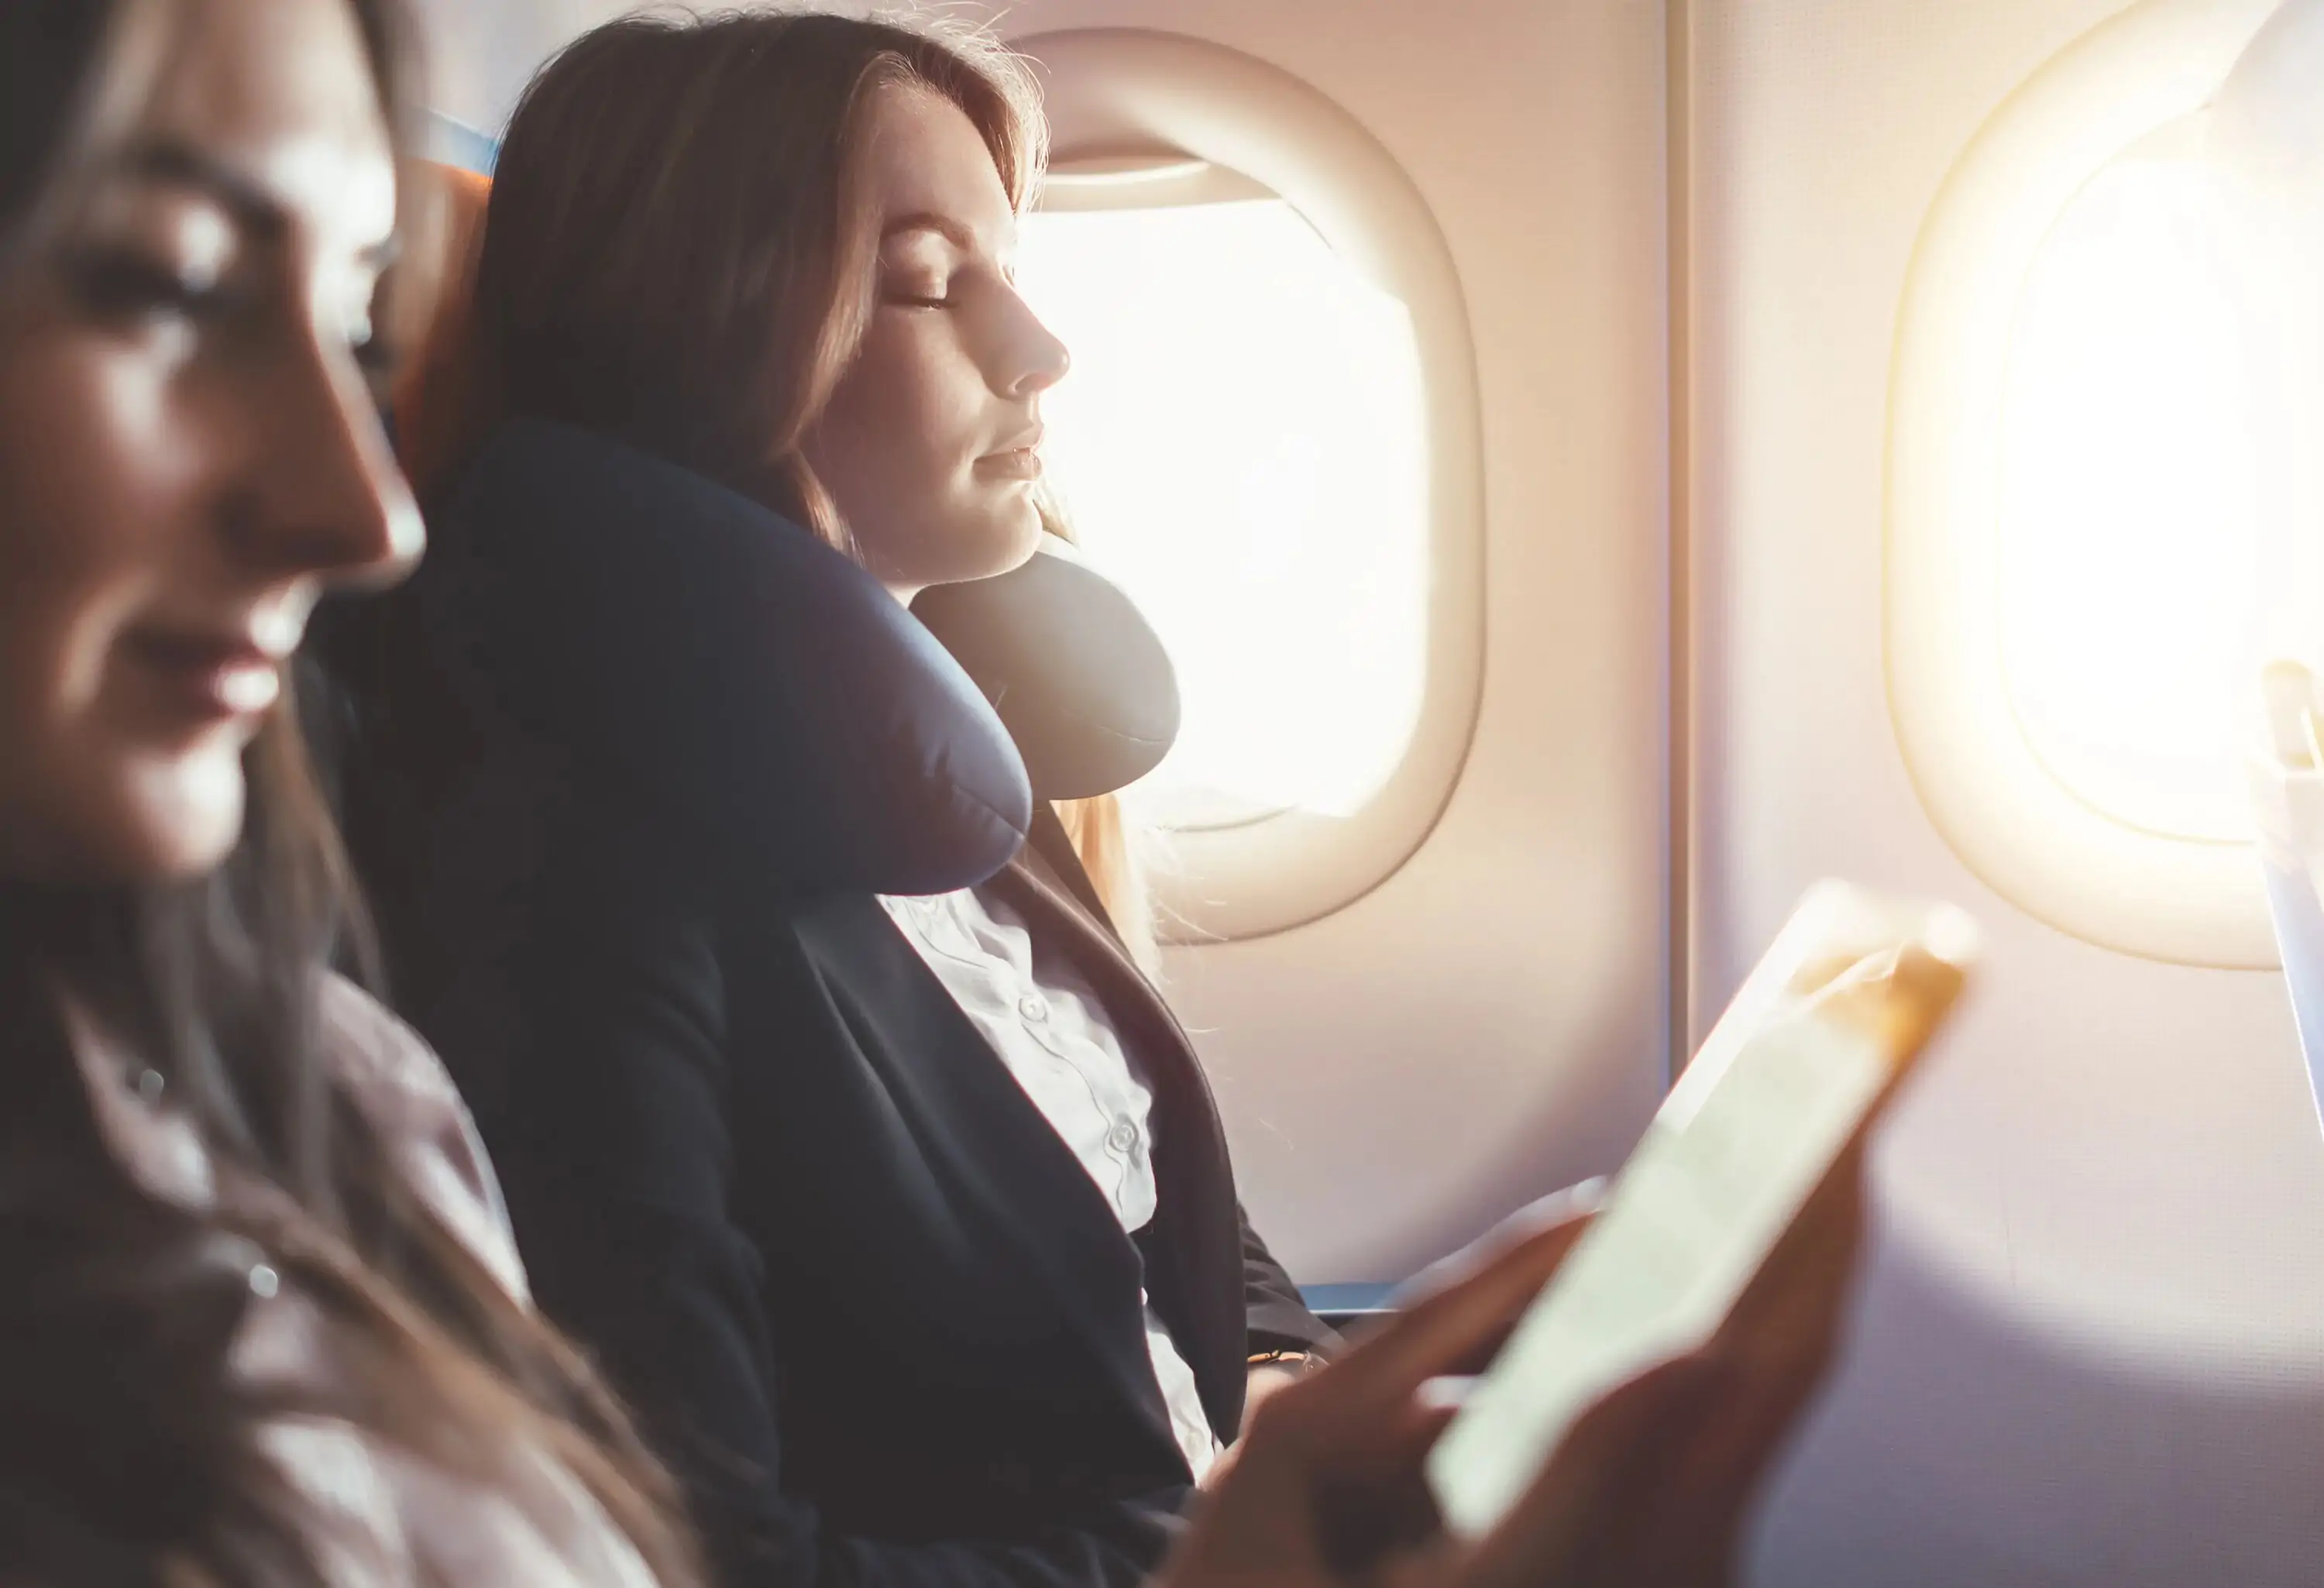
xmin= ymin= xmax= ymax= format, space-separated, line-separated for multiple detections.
xmin=1425 ymin=880 xmax=1978 ymax=1538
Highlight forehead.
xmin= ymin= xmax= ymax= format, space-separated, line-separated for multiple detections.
xmin=130 ymin=0 xmax=395 ymax=243
xmin=860 ymin=82 xmax=1014 ymax=242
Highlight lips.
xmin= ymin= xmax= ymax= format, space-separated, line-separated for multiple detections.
xmin=124 ymin=627 xmax=286 ymax=722
xmin=977 ymin=421 xmax=1046 ymax=481
xmin=976 ymin=448 xmax=1043 ymax=482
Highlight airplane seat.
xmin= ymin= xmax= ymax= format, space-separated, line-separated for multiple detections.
xmin=392 ymin=163 xmax=496 ymax=505
xmin=1294 ymin=1284 xmax=1397 ymax=1333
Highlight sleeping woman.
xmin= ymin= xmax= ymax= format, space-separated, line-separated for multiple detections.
xmin=359 ymin=13 xmax=1335 ymax=1588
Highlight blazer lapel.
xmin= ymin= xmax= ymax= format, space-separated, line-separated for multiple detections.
xmin=786 ymin=892 xmax=1181 ymax=1456
xmin=986 ymin=817 xmax=1252 ymax=1439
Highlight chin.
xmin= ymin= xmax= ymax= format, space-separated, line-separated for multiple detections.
xmin=992 ymin=497 xmax=1047 ymax=571
xmin=921 ymin=505 xmax=1047 ymax=587
xmin=866 ymin=495 xmax=1049 ymax=590
xmin=999 ymin=514 xmax=1047 ymax=572
xmin=118 ymin=748 xmax=249 ymax=880
xmin=2 ymin=745 xmax=246 ymax=885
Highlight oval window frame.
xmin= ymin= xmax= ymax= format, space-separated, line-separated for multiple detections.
xmin=1886 ymin=0 xmax=2283 ymax=969
xmin=1012 ymin=27 xmax=1486 ymax=944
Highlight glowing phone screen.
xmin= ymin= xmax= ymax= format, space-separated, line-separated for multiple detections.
xmin=1427 ymin=882 xmax=1976 ymax=1538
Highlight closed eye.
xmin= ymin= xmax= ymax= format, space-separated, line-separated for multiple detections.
xmin=67 ymin=246 xmax=242 ymax=327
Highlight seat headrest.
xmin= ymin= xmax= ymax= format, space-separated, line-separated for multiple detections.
xmin=912 ymin=538 xmax=1181 ymax=802
xmin=391 ymin=163 xmax=495 ymax=504
xmin=418 ymin=416 xmax=1033 ymax=895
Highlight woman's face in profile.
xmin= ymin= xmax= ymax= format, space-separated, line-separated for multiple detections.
xmin=806 ymin=84 xmax=1071 ymax=601
xmin=0 ymin=0 xmax=418 ymax=885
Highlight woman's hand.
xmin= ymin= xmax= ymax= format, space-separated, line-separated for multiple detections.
xmin=1158 ymin=1146 xmax=1866 ymax=1588
xmin=1241 ymin=1360 xmax=1312 ymax=1436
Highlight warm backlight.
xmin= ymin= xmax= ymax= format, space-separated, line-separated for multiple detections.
xmin=1998 ymin=141 xmax=2260 ymax=844
xmin=1016 ymin=198 xmax=1430 ymax=830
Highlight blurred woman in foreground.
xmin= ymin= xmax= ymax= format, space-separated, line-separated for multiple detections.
xmin=0 ymin=0 xmax=703 ymax=1578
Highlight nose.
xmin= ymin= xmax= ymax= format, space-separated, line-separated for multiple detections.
xmin=231 ymin=318 xmax=424 ymax=591
xmin=992 ymin=287 xmax=1071 ymax=400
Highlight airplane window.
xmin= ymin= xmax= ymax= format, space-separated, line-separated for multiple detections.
xmin=1997 ymin=128 xmax=2260 ymax=845
xmin=1018 ymin=185 xmax=1430 ymax=832
xmin=1885 ymin=0 xmax=2297 ymax=967
xmin=1007 ymin=29 xmax=1483 ymax=941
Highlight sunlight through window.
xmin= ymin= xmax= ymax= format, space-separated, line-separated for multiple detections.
xmin=1016 ymin=195 xmax=1430 ymax=831
xmin=1998 ymin=139 xmax=2260 ymax=844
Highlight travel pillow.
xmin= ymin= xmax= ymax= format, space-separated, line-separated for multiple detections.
xmin=912 ymin=537 xmax=1181 ymax=803
xmin=418 ymin=419 xmax=1184 ymax=896
xmin=420 ymin=416 xmax=1032 ymax=895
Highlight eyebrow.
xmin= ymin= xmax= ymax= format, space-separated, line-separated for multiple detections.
xmin=114 ymin=138 xmax=401 ymax=268
xmin=881 ymin=211 xmax=978 ymax=252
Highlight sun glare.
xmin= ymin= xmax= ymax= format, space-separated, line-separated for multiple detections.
xmin=1998 ymin=146 xmax=2261 ymax=844
xmin=1016 ymin=198 xmax=1430 ymax=830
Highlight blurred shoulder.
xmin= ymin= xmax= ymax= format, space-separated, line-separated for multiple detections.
xmin=315 ymin=974 xmax=530 ymax=1301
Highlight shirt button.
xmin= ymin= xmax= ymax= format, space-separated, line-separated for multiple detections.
xmin=1018 ymin=994 xmax=1050 ymax=1023
xmin=1105 ymin=1119 xmax=1139 ymax=1154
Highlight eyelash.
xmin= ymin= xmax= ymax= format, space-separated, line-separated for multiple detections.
xmin=70 ymin=244 xmax=390 ymax=370
xmin=885 ymin=290 xmax=951 ymax=311
xmin=67 ymin=248 xmax=231 ymax=325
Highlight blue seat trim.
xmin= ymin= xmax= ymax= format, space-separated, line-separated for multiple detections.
xmin=1298 ymin=1282 xmax=1395 ymax=1314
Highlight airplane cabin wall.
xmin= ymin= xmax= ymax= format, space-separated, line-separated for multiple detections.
xmin=405 ymin=0 xmax=2324 ymax=1580
xmin=1684 ymin=1 xmax=2324 ymax=1581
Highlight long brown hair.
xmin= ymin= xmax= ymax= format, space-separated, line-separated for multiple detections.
xmin=1038 ymin=493 xmax=1162 ymax=968
xmin=0 ymin=3 xmax=698 ymax=1583
xmin=449 ymin=8 xmax=1042 ymax=546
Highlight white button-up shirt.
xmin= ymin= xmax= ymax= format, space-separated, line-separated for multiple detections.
xmin=878 ymin=887 xmax=1222 ymax=1482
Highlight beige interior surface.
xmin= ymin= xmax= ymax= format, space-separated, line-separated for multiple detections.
xmin=408 ymin=2 xmax=2324 ymax=1580
xmin=1685 ymin=2 xmax=2324 ymax=1582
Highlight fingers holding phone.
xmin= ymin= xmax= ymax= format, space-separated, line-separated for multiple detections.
xmin=1160 ymin=1204 xmax=1598 ymax=1588
xmin=1164 ymin=883 xmax=1968 ymax=1588
xmin=1164 ymin=1171 xmax=1855 ymax=1588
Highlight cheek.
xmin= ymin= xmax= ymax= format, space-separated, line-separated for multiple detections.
xmin=0 ymin=336 xmax=152 ymax=735
xmin=817 ymin=328 xmax=966 ymax=497
xmin=810 ymin=322 xmax=1033 ymax=586
xmin=0 ymin=314 xmax=242 ymax=882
